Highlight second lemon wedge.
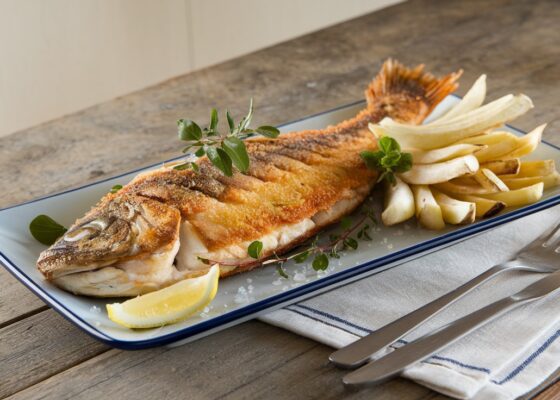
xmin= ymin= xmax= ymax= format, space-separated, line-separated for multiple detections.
xmin=107 ymin=264 xmax=220 ymax=329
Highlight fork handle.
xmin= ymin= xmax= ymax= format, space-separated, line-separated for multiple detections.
xmin=329 ymin=263 xmax=511 ymax=368
xmin=343 ymin=296 xmax=522 ymax=386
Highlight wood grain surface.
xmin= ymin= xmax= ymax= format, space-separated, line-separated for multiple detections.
xmin=1 ymin=0 xmax=559 ymax=399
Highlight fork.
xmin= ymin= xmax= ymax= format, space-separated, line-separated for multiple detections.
xmin=330 ymin=219 xmax=560 ymax=369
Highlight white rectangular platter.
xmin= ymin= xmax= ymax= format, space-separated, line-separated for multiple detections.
xmin=1 ymin=95 xmax=560 ymax=349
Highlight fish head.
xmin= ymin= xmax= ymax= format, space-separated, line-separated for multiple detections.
xmin=37 ymin=194 xmax=181 ymax=281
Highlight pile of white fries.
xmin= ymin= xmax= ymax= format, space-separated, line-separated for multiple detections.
xmin=370 ymin=75 xmax=560 ymax=229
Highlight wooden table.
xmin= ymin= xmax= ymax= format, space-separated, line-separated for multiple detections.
xmin=1 ymin=0 xmax=560 ymax=398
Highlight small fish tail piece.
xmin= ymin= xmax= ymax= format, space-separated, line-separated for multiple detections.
xmin=366 ymin=58 xmax=463 ymax=124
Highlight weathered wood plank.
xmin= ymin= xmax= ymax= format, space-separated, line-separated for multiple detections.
xmin=5 ymin=321 xmax=449 ymax=400
xmin=0 ymin=268 xmax=46 ymax=328
xmin=534 ymin=379 xmax=560 ymax=400
xmin=0 ymin=310 xmax=108 ymax=398
xmin=524 ymin=367 xmax=560 ymax=400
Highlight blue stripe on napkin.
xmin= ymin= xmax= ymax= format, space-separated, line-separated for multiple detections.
xmin=286 ymin=303 xmax=560 ymax=384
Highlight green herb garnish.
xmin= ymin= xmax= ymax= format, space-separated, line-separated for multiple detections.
xmin=276 ymin=264 xmax=289 ymax=279
xmin=360 ymin=136 xmax=412 ymax=184
xmin=293 ymin=250 xmax=310 ymax=263
xmin=110 ymin=184 xmax=123 ymax=194
xmin=248 ymin=240 xmax=263 ymax=259
xmin=29 ymin=215 xmax=67 ymax=245
xmin=174 ymin=99 xmax=280 ymax=176
xmin=312 ymin=253 xmax=329 ymax=271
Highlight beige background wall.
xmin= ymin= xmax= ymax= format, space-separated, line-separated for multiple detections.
xmin=0 ymin=0 xmax=402 ymax=137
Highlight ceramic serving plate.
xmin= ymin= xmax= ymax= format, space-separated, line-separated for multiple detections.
xmin=2 ymin=95 xmax=560 ymax=350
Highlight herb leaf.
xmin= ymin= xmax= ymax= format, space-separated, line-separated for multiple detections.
xmin=329 ymin=248 xmax=341 ymax=258
xmin=226 ymin=110 xmax=235 ymax=132
xmin=340 ymin=216 xmax=352 ymax=230
xmin=276 ymin=264 xmax=289 ymax=279
xmin=394 ymin=152 xmax=413 ymax=172
xmin=248 ymin=240 xmax=263 ymax=259
xmin=195 ymin=146 xmax=206 ymax=157
xmin=210 ymin=108 xmax=219 ymax=131
xmin=174 ymin=162 xmax=198 ymax=171
xmin=178 ymin=119 xmax=202 ymax=141
xmin=379 ymin=135 xmax=400 ymax=153
xmin=29 ymin=215 xmax=67 ymax=245
xmin=312 ymin=253 xmax=329 ymax=271
xmin=293 ymin=250 xmax=310 ymax=263
xmin=206 ymin=147 xmax=233 ymax=176
xmin=343 ymin=237 xmax=358 ymax=250
xmin=360 ymin=136 xmax=412 ymax=185
xmin=256 ymin=126 xmax=280 ymax=138
xmin=110 ymin=184 xmax=123 ymax=194
xmin=222 ymin=137 xmax=250 ymax=173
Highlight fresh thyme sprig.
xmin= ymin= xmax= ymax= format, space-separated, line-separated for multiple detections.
xmin=174 ymin=99 xmax=280 ymax=176
xmin=198 ymin=209 xmax=376 ymax=278
xmin=360 ymin=136 xmax=412 ymax=185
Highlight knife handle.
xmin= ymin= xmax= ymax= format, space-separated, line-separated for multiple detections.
xmin=330 ymin=264 xmax=509 ymax=368
xmin=343 ymin=296 xmax=521 ymax=386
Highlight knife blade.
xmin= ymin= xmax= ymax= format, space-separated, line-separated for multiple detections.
xmin=343 ymin=270 xmax=560 ymax=386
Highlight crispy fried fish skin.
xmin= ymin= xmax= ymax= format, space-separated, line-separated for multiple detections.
xmin=37 ymin=60 xmax=461 ymax=297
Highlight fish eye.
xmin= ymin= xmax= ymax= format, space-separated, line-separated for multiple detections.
xmin=63 ymin=217 xmax=112 ymax=242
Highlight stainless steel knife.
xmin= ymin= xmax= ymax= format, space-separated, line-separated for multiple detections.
xmin=343 ymin=269 xmax=560 ymax=386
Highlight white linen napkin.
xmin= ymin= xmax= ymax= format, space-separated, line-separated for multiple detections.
xmin=259 ymin=205 xmax=560 ymax=399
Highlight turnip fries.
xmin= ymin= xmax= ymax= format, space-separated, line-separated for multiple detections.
xmin=371 ymin=75 xmax=559 ymax=229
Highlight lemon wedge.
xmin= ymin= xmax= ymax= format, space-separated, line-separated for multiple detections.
xmin=107 ymin=264 xmax=220 ymax=329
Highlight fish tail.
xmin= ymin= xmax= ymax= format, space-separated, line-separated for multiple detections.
xmin=366 ymin=59 xmax=463 ymax=124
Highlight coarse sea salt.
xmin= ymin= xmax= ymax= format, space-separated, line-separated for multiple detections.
xmin=234 ymin=286 xmax=252 ymax=304
xmin=293 ymin=271 xmax=306 ymax=282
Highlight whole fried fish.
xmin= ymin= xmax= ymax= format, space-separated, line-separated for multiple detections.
xmin=37 ymin=60 xmax=461 ymax=297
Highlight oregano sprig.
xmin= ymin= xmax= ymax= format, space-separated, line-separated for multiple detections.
xmin=360 ymin=136 xmax=412 ymax=185
xmin=174 ymin=99 xmax=280 ymax=176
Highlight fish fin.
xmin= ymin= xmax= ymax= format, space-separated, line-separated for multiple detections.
xmin=366 ymin=59 xmax=463 ymax=124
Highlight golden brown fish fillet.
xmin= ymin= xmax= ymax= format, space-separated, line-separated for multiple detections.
xmin=37 ymin=60 xmax=461 ymax=297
